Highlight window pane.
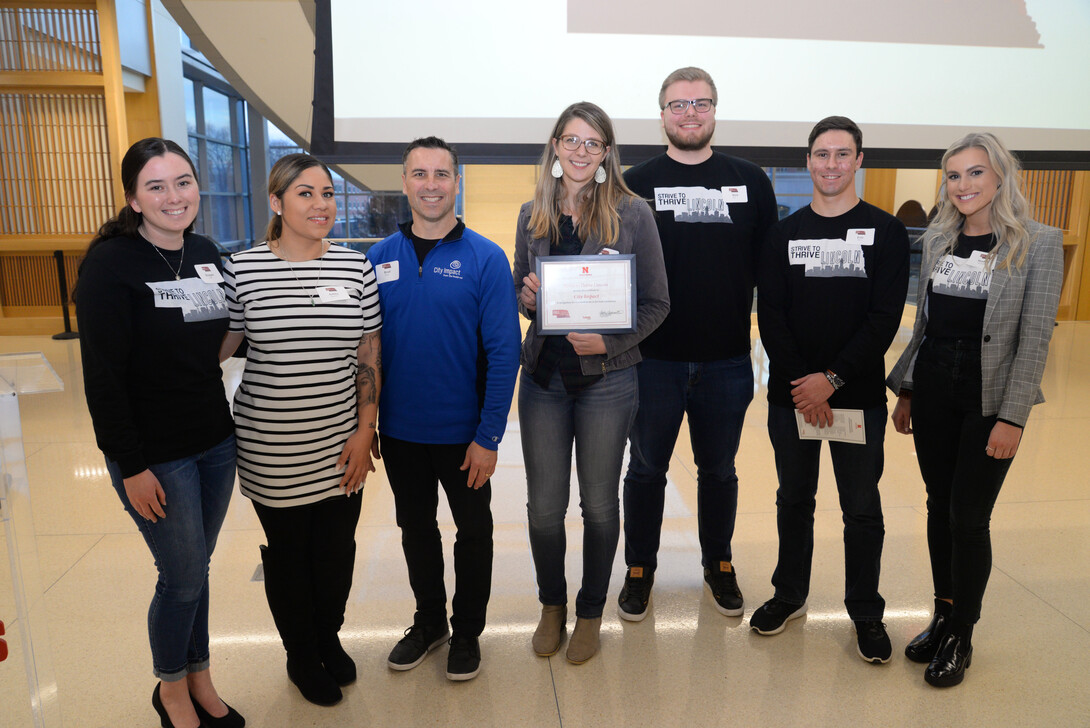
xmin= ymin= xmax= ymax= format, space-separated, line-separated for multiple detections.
xmin=210 ymin=195 xmax=238 ymax=242
xmin=184 ymin=78 xmax=197 ymax=135
xmin=203 ymin=87 xmax=232 ymax=142
xmin=206 ymin=142 xmax=235 ymax=193
xmin=187 ymin=136 xmax=201 ymax=179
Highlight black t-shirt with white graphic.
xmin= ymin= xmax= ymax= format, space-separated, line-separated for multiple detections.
xmin=623 ymin=151 xmax=777 ymax=361
xmin=925 ymin=233 xmax=995 ymax=341
xmin=758 ymin=201 xmax=910 ymax=409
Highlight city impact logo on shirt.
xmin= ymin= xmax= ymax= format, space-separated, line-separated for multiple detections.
xmin=434 ymin=259 xmax=464 ymax=280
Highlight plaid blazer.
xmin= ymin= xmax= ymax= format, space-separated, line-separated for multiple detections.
xmin=886 ymin=220 xmax=1063 ymax=426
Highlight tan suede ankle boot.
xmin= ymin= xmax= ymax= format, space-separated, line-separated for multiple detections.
xmin=532 ymin=604 xmax=567 ymax=656
xmin=565 ymin=616 xmax=602 ymax=664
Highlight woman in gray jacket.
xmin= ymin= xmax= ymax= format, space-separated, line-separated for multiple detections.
xmin=887 ymin=132 xmax=1063 ymax=687
xmin=514 ymin=102 xmax=669 ymax=664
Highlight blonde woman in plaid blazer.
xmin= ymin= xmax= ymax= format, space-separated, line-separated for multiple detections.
xmin=886 ymin=132 xmax=1063 ymax=688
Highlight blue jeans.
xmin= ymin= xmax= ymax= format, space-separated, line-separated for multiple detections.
xmin=911 ymin=338 xmax=1013 ymax=625
xmin=623 ymin=355 xmax=753 ymax=570
xmin=520 ymin=366 xmax=638 ymax=618
xmin=107 ymin=434 xmax=237 ymax=681
xmin=766 ymin=404 xmax=886 ymax=621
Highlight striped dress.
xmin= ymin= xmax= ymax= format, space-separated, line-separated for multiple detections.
xmin=224 ymin=243 xmax=382 ymax=507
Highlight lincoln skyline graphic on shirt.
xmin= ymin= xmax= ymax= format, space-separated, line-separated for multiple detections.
xmin=654 ymin=186 xmax=734 ymax=223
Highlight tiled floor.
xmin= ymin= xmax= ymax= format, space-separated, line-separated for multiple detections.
xmin=2 ymin=316 xmax=1089 ymax=727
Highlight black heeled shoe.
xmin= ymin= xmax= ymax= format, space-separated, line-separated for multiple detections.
xmin=905 ymin=603 xmax=951 ymax=663
xmin=191 ymin=695 xmax=246 ymax=728
xmin=152 ymin=683 xmax=200 ymax=728
xmin=925 ymin=631 xmax=973 ymax=687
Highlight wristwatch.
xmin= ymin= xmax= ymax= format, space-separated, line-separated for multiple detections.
xmin=824 ymin=369 xmax=845 ymax=391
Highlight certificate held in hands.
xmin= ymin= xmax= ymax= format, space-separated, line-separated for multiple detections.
xmin=536 ymin=255 xmax=637 ymax=334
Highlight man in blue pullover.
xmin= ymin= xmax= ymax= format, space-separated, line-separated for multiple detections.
xmin=368 ymin=137 xmax=520 ymax=682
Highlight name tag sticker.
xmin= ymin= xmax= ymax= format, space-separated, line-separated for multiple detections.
xmin=968 ymin=250 xmax=989 ymax=269
xmin=847 ymin=228 xmax=875 ymax=246
xmin=194 ymin=264 xmax=224 ymax=283
xmin=598 ymin=247 xmax=619 ymax=255
xmin=722 ymin=185 xmax=748 ymax=203
xmin=375 ymin=260 xmax=399 ymax=283
xmin=316 ymin=286 xmax=349 ymax=302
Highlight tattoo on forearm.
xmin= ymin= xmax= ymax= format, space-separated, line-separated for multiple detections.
xmin=357 ymin=363 xmax=378 ymax=405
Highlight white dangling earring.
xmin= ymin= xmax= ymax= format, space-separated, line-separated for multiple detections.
xmin=594 ymin=165 xmax=607 ymax=184
xmin=551 ymin=159 xmax=563 ymax=178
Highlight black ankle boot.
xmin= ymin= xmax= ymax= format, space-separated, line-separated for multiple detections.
xmin=925 ymin=622 xmax=973 ymax=687
xmin=905 ymin=599 xmax=952 ymax=663
xmin=287 ymin=653 xmax=342 ymax=706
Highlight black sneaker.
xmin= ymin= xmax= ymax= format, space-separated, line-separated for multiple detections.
xmin=617 ymin=566 xmax=654 ymax=622
xmin=445 ymin=634 xmax=481 ymax=681
xmin=704 ymin=561 xmax=744 ymax=616
xmin=749 ymin=597 xmax=807 ymax=635
xmin=387 ymin=623 xmax=449 ymax=671
xmin=855 ymin=620 xmax=892 ymax=664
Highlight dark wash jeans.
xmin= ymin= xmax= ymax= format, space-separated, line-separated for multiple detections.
xmin=520 ymin=366 xmax=637 ymax=619
xmin=106 ymin=434 xmax=237 ymax=680
xmin=766 ymin=403 xmax=887 ymax=621
xmin=623 ymin=355 xmax=753 ymax=570
xmin=381 ymin=434 xmax=494 ymax=637
xmin=911 ymin=337 xmax=1014 ymax=625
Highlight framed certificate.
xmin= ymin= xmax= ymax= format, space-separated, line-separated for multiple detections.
xmin=536 ymin=255 xmax=637 ymax=334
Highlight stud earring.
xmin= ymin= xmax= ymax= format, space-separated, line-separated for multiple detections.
xmin=551 ymin=159 xmax=563 ymax=178
xmin=276 ymin=210 xmax=282 ymax=216
xmin=594 ymin=166 xmax=607 ymax=184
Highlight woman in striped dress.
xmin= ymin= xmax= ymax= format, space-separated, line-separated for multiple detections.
xmin=219 ymin=154 xmax=382 ymax=706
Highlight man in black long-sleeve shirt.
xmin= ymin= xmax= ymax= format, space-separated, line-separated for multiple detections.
xmin=752 ymin=116 xmax=909 ymax=664
xmin=617 ymin=67 xmax=777 ymax=623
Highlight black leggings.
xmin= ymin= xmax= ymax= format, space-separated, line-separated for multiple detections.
xmin=911 ymin=338 xmax=1014 ymax=625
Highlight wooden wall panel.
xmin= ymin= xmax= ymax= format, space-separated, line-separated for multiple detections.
xmin=0 ymin=252 xmax=78 ymax=306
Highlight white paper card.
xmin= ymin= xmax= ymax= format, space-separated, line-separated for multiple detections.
xmin=795 ymin=409 xmax=867 ymax=443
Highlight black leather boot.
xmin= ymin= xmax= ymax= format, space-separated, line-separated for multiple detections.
xmin=313 ymin=542 xmax=358 ymax=686
xmin=925 ymin=622 xmax=973 ymax=687
xmin=261 ymin=545 xmax=342 ymax=706
xmin=905 ymin=599 xmax=952 ymax=663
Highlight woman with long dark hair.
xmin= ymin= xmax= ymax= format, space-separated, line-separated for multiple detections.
xmin=77 ymin=138 xmax=242 ymax=728
xmin=514 ymin=102 xmax=669 ymax=664
xmin=887 ymin=132 xmax=1063 ymax=687
xmin=219 ymin=153 xmax=381 ymax=706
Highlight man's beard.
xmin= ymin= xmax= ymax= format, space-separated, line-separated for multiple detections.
xmin=666 ymin=121 xmax=715 ymax=151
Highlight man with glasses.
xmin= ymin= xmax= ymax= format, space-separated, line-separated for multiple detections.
xmin=617 ymin=67 xmax=777 ymax=622
xmin=368 ymin=136 xmax=520 ymax=681
xmin=752 ymin=116 xmax=907 ymax=663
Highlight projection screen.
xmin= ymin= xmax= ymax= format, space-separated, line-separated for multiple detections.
xmin=312 ymin=0 xmax=1090 ymax=168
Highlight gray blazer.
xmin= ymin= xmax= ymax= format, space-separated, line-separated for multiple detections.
xmin=886 ymin=220 xmax=1063 ymax=426
xmin=513 ymin=196 xmax=670 ymax=375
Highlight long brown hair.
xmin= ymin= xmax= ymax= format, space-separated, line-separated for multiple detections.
xmin=528 ymin=102 xmax=639 ymax=246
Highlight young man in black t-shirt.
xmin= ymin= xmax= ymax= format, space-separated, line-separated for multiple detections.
xmin=753 ymin=116 xmax=908 ymax=664
xmin=618 ymin=67 xmax=777 ymax=623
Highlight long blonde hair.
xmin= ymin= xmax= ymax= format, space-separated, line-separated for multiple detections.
xmin=926 ymin=132 xmax=1034 ymax=271
xmin=528 ymin=102 xmax=639 ymax=246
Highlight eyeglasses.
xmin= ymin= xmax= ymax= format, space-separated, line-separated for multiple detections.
xmin=557 ymin=135 xmax=606 ymax=155
xmin=664 ymin=98 xmax=715 ymax=114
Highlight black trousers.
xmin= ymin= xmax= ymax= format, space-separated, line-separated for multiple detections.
xmin=253 ymin=494 xmax=363 ymax=654
xmin=381 ymin=434 xmax=494 ymax=637
xmin=911 ymin=338 xmax=1014 ymax=625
